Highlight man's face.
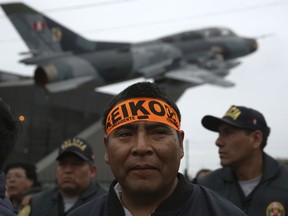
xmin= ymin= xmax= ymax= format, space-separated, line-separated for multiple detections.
xmin=6 ymin=167 xmax=33 ymax=200
xmin=104 ymin=121 xmax=184 ymax=196
xmin=56 ymin=153 xmax=96 ymax=197
xmin=216 ymin=123 xmax=261 ymax=167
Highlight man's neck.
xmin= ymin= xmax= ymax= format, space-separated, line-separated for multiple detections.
xmin=233 ymin=152 xmax=264 ymax=181
xmin=60 ymin=190 xmax=81 ymax=198
xmin=121 ymin=195 xmax=156 ymax=216
xmin=120 ymin=178 xmax=178 ymax=216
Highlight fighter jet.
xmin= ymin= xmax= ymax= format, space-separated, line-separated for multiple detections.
xmin=0 ymin=2 xmax=258 ymax=185
xmin=1 ymin=2 xmax=257 ymax=99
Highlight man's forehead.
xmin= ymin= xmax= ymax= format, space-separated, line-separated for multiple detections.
xmin=7 ymin=167 xmax=26 ymax=173
xmin=115 ymin=121 xmax=170 ymax=130
xmin=218 ymin=123 xmax=238 ymax=130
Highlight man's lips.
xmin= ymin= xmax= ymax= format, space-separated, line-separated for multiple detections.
xmin=61 ymin=177 xmax=75 ymax=183
xmin=7 ymin=185 xmax=17 ymax=190
xmin=218 ymin=151 xmax=227 ymax=158
xmin=129 ymin=164 xmax=159 ymax=172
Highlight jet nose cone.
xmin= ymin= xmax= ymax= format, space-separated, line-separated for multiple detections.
xmin=249 ymin=38 xmax=258 ymax=53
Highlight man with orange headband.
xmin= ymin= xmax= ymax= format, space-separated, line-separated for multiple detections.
xmin=69 ymin=82 xmax=245 ymax=216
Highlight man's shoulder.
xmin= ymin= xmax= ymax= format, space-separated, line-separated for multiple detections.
xmin=80 ymin=180 xmax=107 ymax=200
xmin=279 ymin=163 xmax=288 ymax=175
xmin=197 ymin=168 xmax=224 ymax=185
xmin=68 ymin=193 xmax=108 ymax=216
xmin=189 ymin=185 xmax=246 ymax=215
xmin=30 ymin=186 xmax=58 ymax=204
xmin=0 ymin=173 xmax=15 ymax=215
xmin=264 ymin=154 xmax=288 ymax=188
xmin=91 ymin=180 xmax=108 ymax=193
xmin=0 ymin=197 xmax=16 ymax=216
xmin=269 ymin=163 xmax=288 ymax=189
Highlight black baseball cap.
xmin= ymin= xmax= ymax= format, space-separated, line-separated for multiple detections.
xmin=56 ymin=137 xmax=95 ymax=162
xmin=201 ymin=105 xmax=270 ymax=137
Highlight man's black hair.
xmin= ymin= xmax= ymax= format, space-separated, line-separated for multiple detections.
xmin=101 ymin=81 xmax=181 ymax=129
xmin=0 ymin=98 xmax=21 ymax=170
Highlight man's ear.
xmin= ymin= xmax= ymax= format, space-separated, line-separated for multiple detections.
xmin=252 ymin=130 xmax=263 ymax=149
xmin=104 ymin=136 xmax=109 ymax=164
xmin=90 ymin=165 xmax=97 ymax=177
xmin=104 ymin=153 xmax=109 ymax=164
xmin=179 ymin=130 xmax=185 ymax=158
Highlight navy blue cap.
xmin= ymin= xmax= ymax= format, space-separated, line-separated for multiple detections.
xmin=56 ymin=137 xmax=95 ymax=162
xmin=202 ymin=105 xmax=270 ymax=137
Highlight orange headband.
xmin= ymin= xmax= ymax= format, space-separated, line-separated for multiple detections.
xmin=105 ymin=97 xmax=180 ymax=135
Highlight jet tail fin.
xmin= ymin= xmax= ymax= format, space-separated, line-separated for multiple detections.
xmin=1 ymin=3 xmax=130 ymax=56
xmin=1 ymin=3 xmax=63 ymax=54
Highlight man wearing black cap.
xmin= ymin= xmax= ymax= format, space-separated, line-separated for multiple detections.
xmin=27 ymin=137 xmax=107 ymax=216
xmin=198 ymin=105 xmax=288 ymax=216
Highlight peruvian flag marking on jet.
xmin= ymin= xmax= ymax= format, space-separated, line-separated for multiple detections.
xmin=33 ymin=21 xmax=45 ymax=31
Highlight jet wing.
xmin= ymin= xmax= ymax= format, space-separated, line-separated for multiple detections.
xmin=0 ymin=70 xmax=30 ymax=81
xmin=155 ymin=78 xmax=198 ymax=101
xmin=0 ymin=70 xmax=34 ymax=87
xmin=46 ymin=75 xmax=96 ymax=93
xmin=139 ymin=59 xmax=174 ymax=78
xmin=20 ymin=52 xmax=73 ymax=65
xmin=164 ymin=63 xmax=235 ymax=87
xmin=0 ymin=79 xmax=34 ymax=87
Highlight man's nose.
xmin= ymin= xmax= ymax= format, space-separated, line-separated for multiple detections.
xmin=131 ymin=133 xmax=153 ymax=156
xmin=62 ymin=162 xmax=74 ymax=172
xmin=215 ymin=135 xmax=223 ymax=147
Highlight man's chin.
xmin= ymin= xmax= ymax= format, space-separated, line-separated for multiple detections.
xmin=60 ymin=184 xmax=76 ymax=192
xmin=127 ymin=180 xmax=161 ymax=194
xmin=220 ymin=160 xmax=232 ymax=167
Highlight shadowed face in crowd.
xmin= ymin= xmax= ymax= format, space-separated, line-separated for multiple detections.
xmin=216 ymin=123 xmax=262 ymax=167
xmin=6 ymin=167 xmax=34 ymax=200
xmin=56 ymin=153 xmax=96 ymax=197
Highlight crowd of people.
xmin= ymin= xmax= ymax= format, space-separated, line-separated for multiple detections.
xmin=0 ymin=81 xmax=287 ymax=216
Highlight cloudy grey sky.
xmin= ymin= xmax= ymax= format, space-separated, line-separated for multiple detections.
xmin=1 ymin=0 xmax=288 ymax=177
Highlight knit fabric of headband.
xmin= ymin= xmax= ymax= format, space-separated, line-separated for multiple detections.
xmin=105 ymin=97 xmax=180 ymax=135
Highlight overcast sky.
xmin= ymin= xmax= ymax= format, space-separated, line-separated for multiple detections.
xmin=0 ymin=0 xmax=288 ymax=177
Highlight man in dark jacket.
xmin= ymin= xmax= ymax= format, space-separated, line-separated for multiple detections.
xmin=198 ymin=105 xmax=288 ymax=216
xmin=68 ymin=82 xmax=246 ymax=216
xmin=0 ymin=97 xmax=20 ymax=216
xmin=27 ymin=137 xmax=107 ymax=216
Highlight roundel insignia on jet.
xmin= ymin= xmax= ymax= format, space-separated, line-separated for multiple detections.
xmin=266 ymin=201 xmax=285 ymax=216
xmin=52 ymin=27 xmax=62 ymax=42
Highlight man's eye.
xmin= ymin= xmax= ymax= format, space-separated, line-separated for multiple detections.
xmin=119 ymin=132 xmax=131 ymax=137
xmin=114 ymin=130 xmax=132 ymax=137
xmin=73 ymin=161 xmax=84 ymax=166
xmin=221 ymin=129 xmax=232 ymax=136
xmin=59 ymin=162 xmax=66 ymax=166
xmin=151 ymin=128 xmax=169 ymax=135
